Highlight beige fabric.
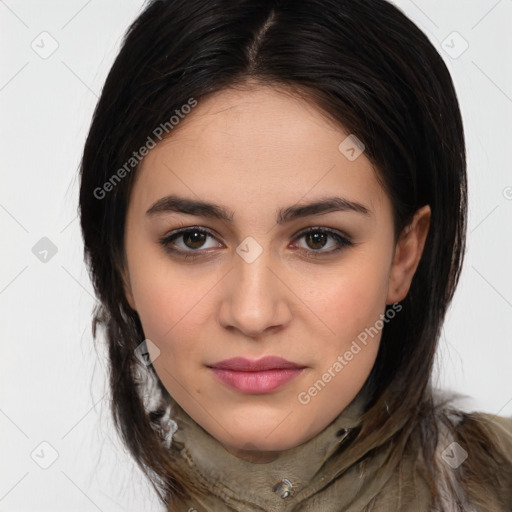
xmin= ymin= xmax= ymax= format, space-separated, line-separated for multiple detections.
xmin=165 ymin=392 xmax=512 ymax=512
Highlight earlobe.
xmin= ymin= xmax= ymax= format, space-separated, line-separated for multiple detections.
xmin=386 ymin=205 xmax=431 ymax=304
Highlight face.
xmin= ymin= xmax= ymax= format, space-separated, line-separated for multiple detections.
xmin=123 ymin=83 xmax=430 ymax=461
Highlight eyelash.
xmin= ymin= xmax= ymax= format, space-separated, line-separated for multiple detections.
xmin=158 ymin=226 xmax=354 ymax=261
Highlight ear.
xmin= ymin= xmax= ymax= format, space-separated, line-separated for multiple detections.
xmin=386 ymin=205 xmax=431 ymax=304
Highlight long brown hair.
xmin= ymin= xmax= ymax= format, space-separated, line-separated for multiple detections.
xmin=78 ymin=0 xmax=507 ymax=507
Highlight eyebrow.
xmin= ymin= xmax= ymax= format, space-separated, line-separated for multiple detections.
xmin=146 ymin=194 xmax=371 ymax=224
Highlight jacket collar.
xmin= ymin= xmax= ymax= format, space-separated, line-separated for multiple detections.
xmin=168 ymin=389 xmax=380 ymax=509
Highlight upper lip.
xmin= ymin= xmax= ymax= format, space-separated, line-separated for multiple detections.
xmin=208 ymin=356 xmax=305 ymax=371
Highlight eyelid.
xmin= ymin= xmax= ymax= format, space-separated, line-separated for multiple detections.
xmin=292 ymin=225 xmax=352 ymax=242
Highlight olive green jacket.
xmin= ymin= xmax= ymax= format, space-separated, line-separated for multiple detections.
xmin=166 ymin=392 xmax=512 ymax=511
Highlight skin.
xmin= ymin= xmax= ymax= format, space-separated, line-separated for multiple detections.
xmin=123 ymin=82 xmax=430 ymax=463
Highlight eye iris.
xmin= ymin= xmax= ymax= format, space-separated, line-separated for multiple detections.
xmin=183 ymin=230 xmax=206 ymax=249
xmin=306 ymin=231 xmax=328 ymax=250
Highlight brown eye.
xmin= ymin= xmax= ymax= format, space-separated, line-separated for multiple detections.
xmin=294 ymin=228 xmax=353 ymax=256
xmin=159 ymin=227 xmax=222 ymax=258
xmin=181 ymin=230 xmax=208 ymax=249
xmin=159 ymin=226 xmax=353 ymax=261
xmin=305 ymin=231 xmax=329 ymax=250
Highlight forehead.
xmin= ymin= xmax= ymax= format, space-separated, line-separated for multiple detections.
xmin=157 ymin=84 xmax=348 ymax=161
xmin=131 ymin=84 xmax=389 ymax=220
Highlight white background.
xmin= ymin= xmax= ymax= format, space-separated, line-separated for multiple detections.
xmin=1 ymin=1 xmax=511 ymax=510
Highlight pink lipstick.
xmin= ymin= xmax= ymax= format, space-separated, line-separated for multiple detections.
xmin=207 ymin=356 xmax=305 ymax=394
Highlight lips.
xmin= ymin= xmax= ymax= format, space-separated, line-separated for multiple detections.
xmin=208 ymin=356 xmax=304 ymax=372
xmin=207 ymin=356 xmax=306 ymax=394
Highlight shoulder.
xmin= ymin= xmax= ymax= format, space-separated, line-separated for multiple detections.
xmin=430 ymin=390 xmax=512 ymax=453
xmin=455 ymin=410 xmax=512 ymax=465
xmin=461 ymin=411 xmax=512 ymax=448
xmin=445 ymin=409 xmax=512 ymax=511
xmin=424 ymin=391 xmax=512 ymax=510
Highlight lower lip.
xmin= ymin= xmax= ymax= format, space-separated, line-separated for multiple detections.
xmin=209 ymin=368 xmax=304 ymax=394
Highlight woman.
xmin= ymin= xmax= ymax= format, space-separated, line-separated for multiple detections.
xmin=79 ymin=0 xmax=512 ymax=510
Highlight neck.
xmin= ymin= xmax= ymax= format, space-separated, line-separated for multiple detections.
xmin=222 ymin=443 xmax=281 ymax=463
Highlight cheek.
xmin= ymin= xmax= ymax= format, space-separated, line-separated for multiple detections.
xmin=126 ymin=262 xmax=223 ymax=393
xmin=126 ymin=241 xmax=216 ymax=340
xmin=131 ymin=275 xmax=205 ymax=391
xmin=295 ymin=257 xmax=391 ymax=341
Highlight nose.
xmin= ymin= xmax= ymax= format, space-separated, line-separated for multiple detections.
xmin=218 ymin=244 xmax=292 ymax=339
